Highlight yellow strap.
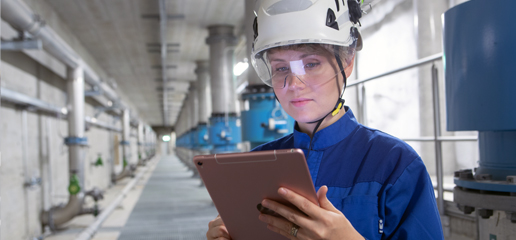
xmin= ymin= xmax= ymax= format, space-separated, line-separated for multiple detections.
xmin=332 ymin=103 xmax=343 ymax=116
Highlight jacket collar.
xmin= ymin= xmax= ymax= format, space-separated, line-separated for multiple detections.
xmin=293 ymin=106 xmax=359 ymax=150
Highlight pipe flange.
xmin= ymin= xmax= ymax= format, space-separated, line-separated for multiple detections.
xmin=64 ymin=137 xmax=88 ymax=146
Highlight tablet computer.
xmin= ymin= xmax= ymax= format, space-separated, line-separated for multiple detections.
xmin=193 ymin=148 xmax=318 ymax=240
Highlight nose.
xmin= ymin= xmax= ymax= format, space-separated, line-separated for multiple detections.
xmin=286 ymin=74 xmax=307 ymax=89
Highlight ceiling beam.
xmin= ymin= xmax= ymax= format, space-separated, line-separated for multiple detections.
xmin=159 ymin=0 xmax=168 ymax=126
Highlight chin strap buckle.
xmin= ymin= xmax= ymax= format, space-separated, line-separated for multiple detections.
xmin=331 ymin=98 xmax=345 ymax=116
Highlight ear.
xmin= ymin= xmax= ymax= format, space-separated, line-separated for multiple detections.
xmin=344 ymin=55 xmax=355 ymax=78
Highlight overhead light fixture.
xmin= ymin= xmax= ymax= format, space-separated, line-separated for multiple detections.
xmin=234 ymin=59 xmax=249 ymax=76
xmin=162 ymin=135 xmax=171 ymax=142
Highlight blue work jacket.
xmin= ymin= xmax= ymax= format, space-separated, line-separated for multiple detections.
xmin=253 ymin=107 xmax=444 ymax=239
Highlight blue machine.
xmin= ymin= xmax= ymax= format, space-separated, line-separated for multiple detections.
xmin=194 ymin=123 xmax=212 ymax=152
xmin=444 ymin=0 xmax=516 ymax=218
xmin=241 ymin=86 xmax=295 ymax=149
xmin=209 ymin=114 xmax=242 ymax=153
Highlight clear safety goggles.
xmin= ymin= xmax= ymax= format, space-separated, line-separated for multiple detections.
xmin=252 ymin=43 xmax=356 ymax=89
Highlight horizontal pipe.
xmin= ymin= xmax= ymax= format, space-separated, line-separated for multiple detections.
xmin=75 ymin=157 xmax=155 ymax=240
xmin=348 ymin=53 xmax=443 ymax=87
xmin=1 ymin=87 xmax=122 ymax=132
xmin=1 ymin=87 xmax=67 ymax=115
xmin=85 ymin=117 xmax=121 ymax=133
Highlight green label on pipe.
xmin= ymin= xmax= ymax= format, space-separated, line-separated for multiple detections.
xmin=95 ymin=156 xmax=104 ymax=166
xmin=68 ymin=174 xmax=81 ymax=195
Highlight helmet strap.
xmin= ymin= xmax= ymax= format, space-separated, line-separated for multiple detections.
xmin=306 ymin=46 xmax=348 ymax=150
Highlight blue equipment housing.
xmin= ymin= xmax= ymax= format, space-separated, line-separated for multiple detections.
xmin=194 ymin=123 xmax=212 ymax=152
xmin=241 ymin=90 xmax=295 ymax=149
xmin=209 ymin=114 xmax=242 ymax=153
xmin=444 ymin=0 xmax=516 ymax=192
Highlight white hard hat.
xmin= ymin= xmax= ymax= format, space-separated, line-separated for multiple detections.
xmin=251 ymin=0 xmax=364 ymax=88
xmin=252 ymin=0 xmax=363 ymax=59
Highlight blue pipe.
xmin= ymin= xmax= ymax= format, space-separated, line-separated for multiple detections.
xmin=444 ymin=0 xmax=516 ymax=191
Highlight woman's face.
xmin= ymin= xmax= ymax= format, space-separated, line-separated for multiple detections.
xmin=269 ymin=49 xmax=353 ymax=124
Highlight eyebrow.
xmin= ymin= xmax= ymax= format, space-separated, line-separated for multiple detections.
xmin=269 ymin=53 xmax=320 ymax=63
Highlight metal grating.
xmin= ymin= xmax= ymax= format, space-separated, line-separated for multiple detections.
xmin=118 ymin=155 xmax=218 ymax=240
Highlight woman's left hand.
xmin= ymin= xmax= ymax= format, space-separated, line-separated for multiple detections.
xmin=258 ymin=185 xmax=364 ymax=240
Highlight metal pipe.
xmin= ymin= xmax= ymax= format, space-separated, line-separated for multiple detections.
xmin=0 ymin=87 xmax=67 ymax=116
xmin=431 ymin=64 xmax=445 ymax=216
xmin=42 ymin=66 xmax=87 ymax=229
xmin=348 ymin=53 xmax=443 ymax=87
xmin=196 ymin=61 xmax=211 ymax=124
xmin=1 ymin=88 xmax=122 ymax=132
xmin=85 ymin=117 xmax=121 ymax=133
xmin=190 ymin=83 xmax=199 ymax=128
xmin=206 ymin=25 xmax=238 ymax=114
xmin=75 ymin=159 xmax=154 ymax=240
xmin=114 ymin=109 xmax=133 ymax=181
xmin=1 ymin=0 xmax=125 ymax=110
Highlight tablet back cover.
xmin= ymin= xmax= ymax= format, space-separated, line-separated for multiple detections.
xmin=194 ymin=149 xmax=317 ymax=240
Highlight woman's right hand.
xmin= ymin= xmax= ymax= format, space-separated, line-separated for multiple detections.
xmin=206 ymin=215 xmax=232 ymax=240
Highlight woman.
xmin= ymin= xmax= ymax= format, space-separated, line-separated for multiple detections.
xmin=207 ymin=0 xmax=443 ymax=239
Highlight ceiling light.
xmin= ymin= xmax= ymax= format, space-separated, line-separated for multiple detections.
xmin=233 ymin=60 xmax=249 ymax=76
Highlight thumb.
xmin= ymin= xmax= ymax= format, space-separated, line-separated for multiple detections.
xmin=317 ymin=185 xmax=339 ymax=212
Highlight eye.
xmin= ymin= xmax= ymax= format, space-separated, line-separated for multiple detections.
xmin=275 ymin=66 xmax=289 ymax=72
xmin=305 ymin=62 xmax=320 ymax=69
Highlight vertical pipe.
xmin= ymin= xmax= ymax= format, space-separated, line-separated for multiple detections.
xmin=122 ymin=109 xmax=130 ymax=165
xmin=21 ymin=110 xmax=31 ymax=237
xmin=206 ymin=25 xmax=238 ymax=114
xmin=137 ymin=123 xmax=143 ymax=163
xmin=206 ymin=25 xmax=241 ymax=153
xmin=431 ymin=64 xmax=444 ymax=216
xmin=196 ymin=61 xmax=211 ymax=125
xmin=195 ymin=60 xmax=212 ymax=153
xmin=67 ymin=65 xmax=85 ymax=188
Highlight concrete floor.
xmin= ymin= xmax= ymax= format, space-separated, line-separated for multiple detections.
xmin=44 ymin=153 xmax=215 ymax=240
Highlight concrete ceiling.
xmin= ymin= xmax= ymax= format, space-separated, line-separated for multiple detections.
xmin=45 ymin=0 xmax=246 ymax=126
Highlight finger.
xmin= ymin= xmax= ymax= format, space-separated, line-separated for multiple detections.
xmin=260 ymin=199 xmax=310 ymax=232
xmin=260 ymin=214 xmax=297 ymax=240
xmin=208 ymin=215 xmax=224 ymax=228
xmin=207 ymin=225 xmax=231 ymax=240
xmin=276 ymin=187 xmax=322 ymax=219
xmin=317 ymin=185 xmax=339 ymax=212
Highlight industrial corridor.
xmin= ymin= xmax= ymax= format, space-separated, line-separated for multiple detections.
xmin=2 ymin=0 xmax=516 ymax=239
xmin=42 ymin=154 xmax=216 ymax=240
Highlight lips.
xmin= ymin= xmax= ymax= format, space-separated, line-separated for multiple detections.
xmin=290 ymin=98 xmax=312 ymax=107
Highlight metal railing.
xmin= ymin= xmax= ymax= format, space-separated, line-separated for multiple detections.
xmin=348 ymin=52 xmax=478 ymax=216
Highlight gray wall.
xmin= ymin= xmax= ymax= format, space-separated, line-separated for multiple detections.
xmin=0 ymin=1 xmax=132 ymax=239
